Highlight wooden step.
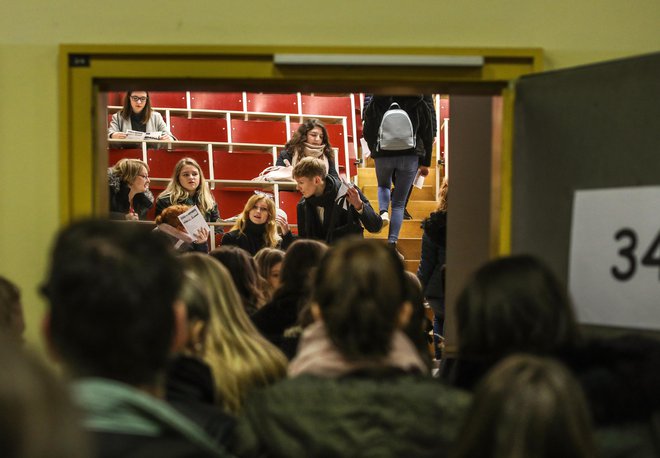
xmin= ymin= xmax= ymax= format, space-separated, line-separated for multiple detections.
xmin=357 ymin=167 xmax=437 ymax=187
xmin=373 ymin=238 xmax=421 ymax=260
xmin=361 ymin=184 xmax=436 ymax=202
xmin=364 ymin=219 xmax=423 ymax=238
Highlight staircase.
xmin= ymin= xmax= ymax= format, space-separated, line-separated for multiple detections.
xmin=358 ymin=163 xmax=439 ymax=273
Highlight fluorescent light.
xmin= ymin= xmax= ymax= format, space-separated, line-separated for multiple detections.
xmin=274 ymin=54 xmax=484 ymax=67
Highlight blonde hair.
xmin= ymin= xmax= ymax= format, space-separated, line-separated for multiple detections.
xmin=230 ymin=194 xmax=279 ymax=248
xmin=111 ymin=158 xmax=149 ymax=185
xmin=180 ymin=253 xmax=287 ymax=414
xmin=437 ymin=177 xmax=448 ymax=212
xmin=158 ymin=158 xmax=216 ymax=217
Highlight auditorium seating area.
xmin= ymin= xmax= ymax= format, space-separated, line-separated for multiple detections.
xmin=107 ymin=92 xmax=449 ymax=267
xmin=107 ymin=91 xmax=362 ymax=237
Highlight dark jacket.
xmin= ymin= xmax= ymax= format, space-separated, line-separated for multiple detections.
xmin=230 ymin=371 xmax=471 ymax=458
xmin=276 ymin=148 xmax=339 ymax=179
xmin=155 ymin=194 xmax=220 ymax=223
xmin=251 ymin=290 xmax=304 ymax=360
xmin=417 ymin=211 xmax=447 ymax=302
xmin=221 ymin=222 xmax=293 ymax=256
xmin=363 ymin=95 xmax=436 ymax=166
xmin=165 ymin=356 xmax=235 ymax=446
xmin=296 ymin=175 xmax=382 ymax=244
xmin=108 ymin=169 xmax=154 ymax=220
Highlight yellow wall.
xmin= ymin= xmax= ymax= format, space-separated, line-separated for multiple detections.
xmin=1 ymin=0 xmax=659 ymax=350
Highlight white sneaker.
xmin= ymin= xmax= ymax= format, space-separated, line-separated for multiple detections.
xmin=380 ymin=212 xmax=390 ymax=227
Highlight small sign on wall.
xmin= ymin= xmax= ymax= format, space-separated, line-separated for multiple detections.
xmin=569 ymin=186 xmax=660 ymax=330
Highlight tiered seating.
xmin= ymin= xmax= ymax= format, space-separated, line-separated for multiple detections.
xmin=231 ymin=119 xmax=287 ymax=145
xmin=108 ymin=91 xmax=363 ymax=233
xmin=170 ymin=116 xmax=228 ymax=143
xmin=190 ymin=92 xmax=244 ymax=111
xmin=149 ymin=92 xmax=187 ymax=109
xmin=213 ymin=150 xmax=273 ymax=181
xmin=147 ymin=149 xmax=210 ymax=179
xmin=246 ymin=93 xmax=298 ymax=114
xmin=109 ymin=148 xmax=142 ymax=166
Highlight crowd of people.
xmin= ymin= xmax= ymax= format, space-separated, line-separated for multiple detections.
xmin=1 ymin=91 xmax=658 ymax=457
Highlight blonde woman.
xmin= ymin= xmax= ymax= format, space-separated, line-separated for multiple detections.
xmin=156 ymin=158 xmax=220 ymax=222
xmin=180 ymin=253 xmax=288 ymax=414
xmin=222 ymin=193 xmax=293 ymax=256
xmin=108 ymin=158 xmax=153 ymax=220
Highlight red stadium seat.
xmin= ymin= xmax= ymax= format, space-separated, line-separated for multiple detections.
xmin=213 ymin=150 xmax=274 ymax=180
xmin=246 ymin=93 xmax=299 ymax=114
xmin=211 ymin=189 xmax=255 ymax=221
xmin=148 ymin=92 xmax=188 ymax=109
xmin=108 ymin=148 xmax=143 ymax=166
xmin=300 ymin=95 xmax=354 ymax=137
xmin=231 ymin=119 xmax=287 ymax=145
xmin=190 ymin=92 xmax=244 ymax=111
xmin=170 ymin=116 xmax=228 ymax=143
xmin=107 ymin=92 xmax=124 ymax=106
xmin=279 ymin=190 xmax=300 ymax=225
xmin=147 ymin=149 xmax=210 ymax=181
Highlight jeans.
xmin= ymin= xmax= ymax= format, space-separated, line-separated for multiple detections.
xmin=374 ymin=154 xmax=418 ymax=243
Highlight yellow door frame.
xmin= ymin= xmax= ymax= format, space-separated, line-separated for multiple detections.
xmin=60 ymin=45 xmax=541 ymax=356
xmin=59 ymin=44 xmax=541 ymax=253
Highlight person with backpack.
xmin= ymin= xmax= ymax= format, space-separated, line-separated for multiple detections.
xmin=363 ymin=95 xmax=435 ymax=258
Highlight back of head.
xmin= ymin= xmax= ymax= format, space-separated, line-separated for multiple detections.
xmin=313 ymin=238 xmax=407 ymax=361
xmin=254 ymin=247 xmax=285 ymax=279
xmin=452 ymin=354 xmax=597 ymax=458
xmin=0 ymin=276 xmax=24 ymax=343
xmin=180 ymin=253 xmax=287 ymax=413
xmin=292 ymin=156 xmax=327 ymax=180
xmin=42 ymin=219 xmax=183 ymax=386
xmin=155 ymin=204 xmax=190 ymax=231
xmin=456 ymin=255 xmax=580 ymax=362
xmin=209 ymin=246 xmax=264 ymax=315
xmin=0 ymin=334 xmax=91 ymax=458
xmin=279 ymin=239 xmax=328 ymax=294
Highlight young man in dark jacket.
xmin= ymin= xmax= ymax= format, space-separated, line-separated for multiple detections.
xmin=41 ymin=219 xmax=231 ymax=458
xmin=284 ymin=157 xmax=382 ymax=243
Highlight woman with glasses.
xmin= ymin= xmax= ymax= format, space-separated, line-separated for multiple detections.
xmin=108 ymin=158 xmax=153 ymax=220
xmin=156 ymin=157 xmax=220 ymax=224
xmin=276 ymin=118 xmax=338 ymax=179
xmin=222 ymin=193 xmax=293 ymax=256
xmin=108 ymin=91 xmax=174 ymax=140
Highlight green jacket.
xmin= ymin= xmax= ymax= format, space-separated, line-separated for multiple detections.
xmin=231 ymin=371 xmax=471 ymax=458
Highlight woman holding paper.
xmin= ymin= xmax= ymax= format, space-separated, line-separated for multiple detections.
xmin=276 ymin=119 xmax=339 ymax=179
xmin=156 ymin=158 xmax=220 ymax=223
xmin=108 ymin=158 xmax=154 ymax=220
xmin=222 ymin=193 xmax=293 ymax=256
xmin=108 ymin=91 xmax=174 ymax=140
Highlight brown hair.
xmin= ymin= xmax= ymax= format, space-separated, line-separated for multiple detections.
xmin=119 ymin=90 xmax=153 ymax=125
xmin=155 ymin=204 xmax=190 ymax=231
xmin=292 ymin=157 xmax=327 ymax=180
xmin=285 ymin=118 xmax=334 ymax=163
xmin=452 ymin=354 xmax=597 ymax=458
xmin=231 ymin=194 xmax=279 ymax=249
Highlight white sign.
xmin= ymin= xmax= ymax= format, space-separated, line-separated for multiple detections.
xmin=569 ymin=186 xmax=660 ymax=330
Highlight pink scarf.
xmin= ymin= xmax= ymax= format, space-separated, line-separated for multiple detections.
xmin=288 ymin=321 xmax=428 ymax=378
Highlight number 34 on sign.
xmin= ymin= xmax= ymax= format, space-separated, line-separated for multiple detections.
xmin=569 ymin=186 xmax=660 ymax=331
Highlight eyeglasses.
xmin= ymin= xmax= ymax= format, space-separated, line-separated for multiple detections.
xmin=130 ymin=96 xmax=148 ymax=103
xmin=137 ymin=174 xmax=149 ymax=180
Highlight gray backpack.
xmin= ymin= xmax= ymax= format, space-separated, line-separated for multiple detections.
xmin=377 ymin=102 xmax=416 ymax=151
